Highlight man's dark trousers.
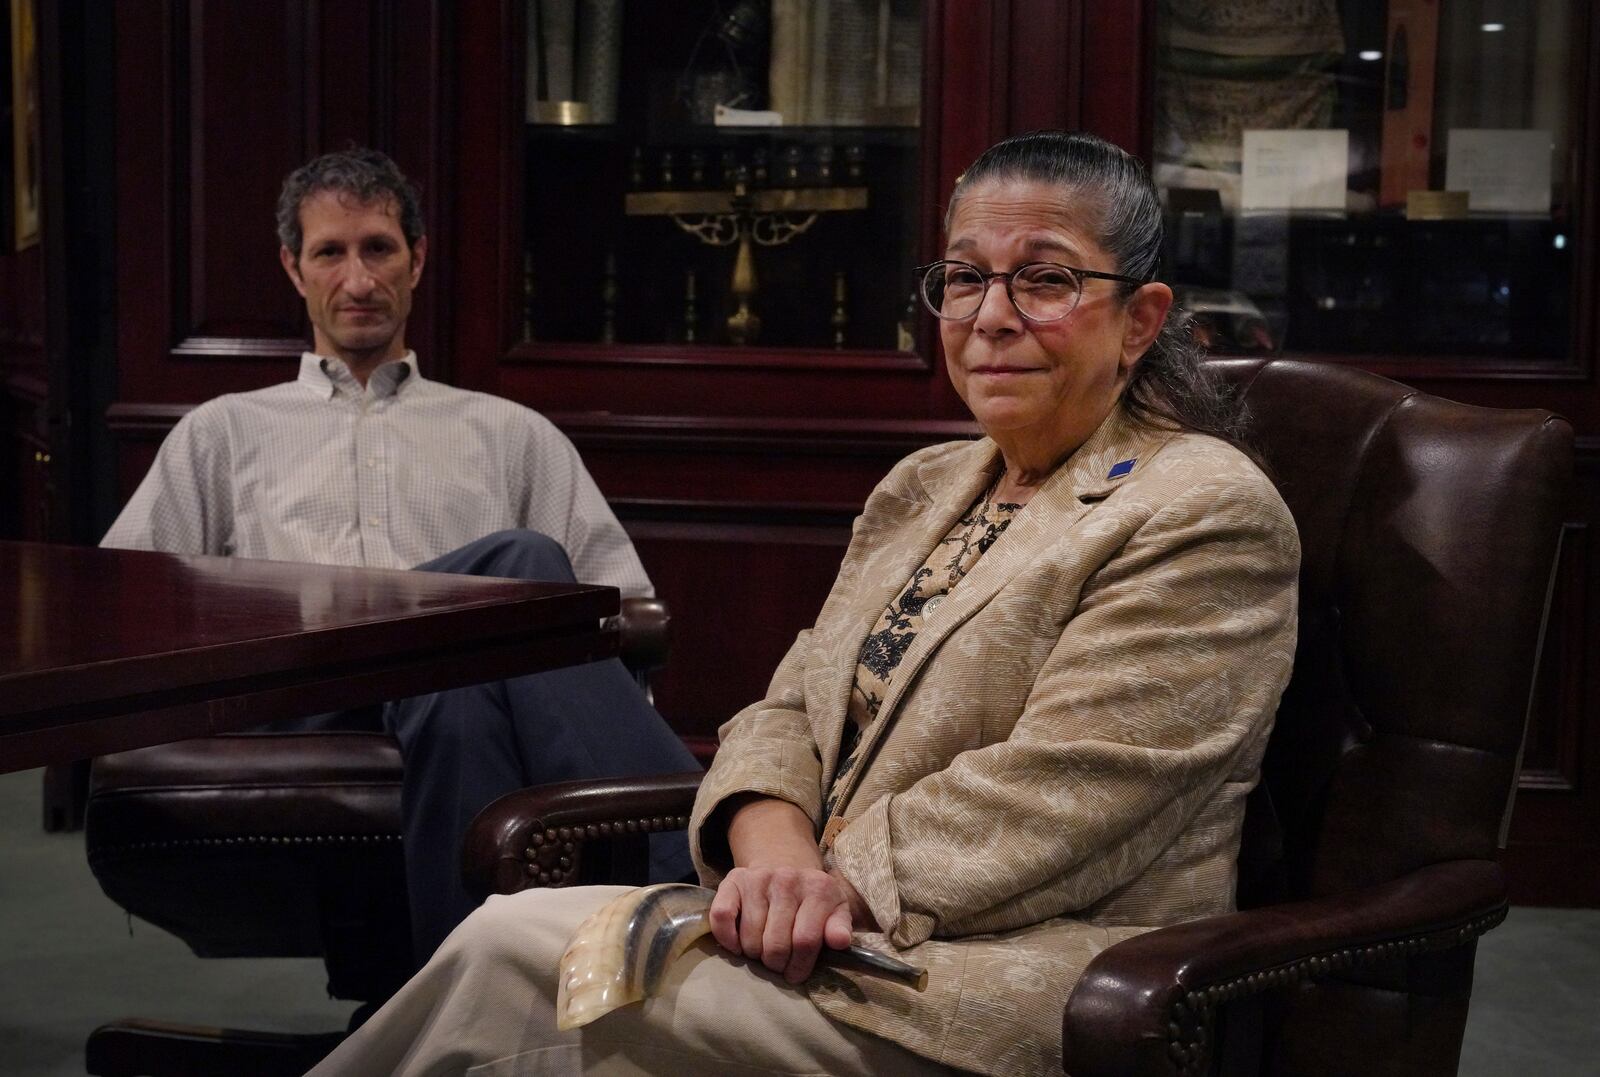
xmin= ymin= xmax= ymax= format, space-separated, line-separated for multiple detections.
xmin=385 ymin=529 xmax=698 ymax=963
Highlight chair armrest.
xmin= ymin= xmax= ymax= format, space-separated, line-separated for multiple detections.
xmin=462 ymin=771 xmax=704 ymax=899
xmin=1062 ymin=859 xmax=1507 ymax=1077
xmin=617 ymin=597 xmax=670 ymax=675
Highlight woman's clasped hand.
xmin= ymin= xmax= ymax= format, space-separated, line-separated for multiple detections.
xmin=712 ymin=793 xmax=875 ymax=983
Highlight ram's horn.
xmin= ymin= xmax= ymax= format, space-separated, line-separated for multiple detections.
xmin=556 ymin=883 xmax=715 ymax=1030
xmin=555 ymin=883 xmax=929 ymax=1031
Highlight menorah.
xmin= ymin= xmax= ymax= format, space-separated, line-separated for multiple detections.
xmin=625 ymin=181 xmax=868 ymax=345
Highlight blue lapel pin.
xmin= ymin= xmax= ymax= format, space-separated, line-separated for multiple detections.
xmin=1107 ymin=458 xmax=1136 ymax=479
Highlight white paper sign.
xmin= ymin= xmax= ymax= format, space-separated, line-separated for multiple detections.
xmin=1445 ymin=130 xmax=1553 ymax=214
xmin=714 ymin=104 xmax=783 ymax=127
xmin=1240 ymin=130 xmax=1349 ymax=212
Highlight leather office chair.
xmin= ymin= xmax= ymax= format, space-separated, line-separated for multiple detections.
xmin=457 ymin=359 xmax=1574 ymax=1076
xmin=82 ymin=597 xmax=671 ymax=1077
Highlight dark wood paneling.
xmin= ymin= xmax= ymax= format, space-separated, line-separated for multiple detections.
xmin=104 ymin=402 xmax=187 ymax=502
xmin=1079 ymin=0 xmax=1151 ymax=153
xmin=113 ymin=0 xmax=448 ymax=404
xmin=3 ymin=375 xmax=52 ymax=541
xmin=567 ymin=413 xmax=974 ymax=509
xmin=1519 ymin=523 xmax=1587 ymax=793
xmin=184 ymin=1 xmax=310 ymax=344
xmin=625 ymin=514 xmax=854 ymax=742
xmin=1503 ymin=439 xmax=1600 ymax=905
xmin=1006 ymin=0 xmax=1082 ymax=132
xmin=0 ymin=225 xmax=48 ymax=539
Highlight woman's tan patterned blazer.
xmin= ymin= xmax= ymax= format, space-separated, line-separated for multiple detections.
xmin=690 ymin=406 xmax=1301 ymax=1076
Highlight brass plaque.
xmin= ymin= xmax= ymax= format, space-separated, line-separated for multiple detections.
xmin=625 ymin=187 xmax=869 ymax=217
xmin=1405 ymin=190 xmax=1469 ymax=220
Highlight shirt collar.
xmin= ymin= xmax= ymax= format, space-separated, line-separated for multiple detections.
xmin=297 ymin=351 xmax=422 ymax=401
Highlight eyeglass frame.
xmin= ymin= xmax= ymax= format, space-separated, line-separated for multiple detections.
xmin=914 ymin=259 xmax=1153 ymax=324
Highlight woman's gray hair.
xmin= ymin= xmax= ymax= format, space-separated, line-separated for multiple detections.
xmin=947 ymin=131 xmax=1251 ymax=450
xmin=276 ymin=147 xmax=424 ymax=258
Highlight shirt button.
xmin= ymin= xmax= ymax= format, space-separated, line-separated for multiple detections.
xmin=367 ymin=517 xmax=380 ymax=527
xmin=366 ymin=458 xmax=378 ymax=468
xmin=924 ymin=594 xmax=945 ymax=614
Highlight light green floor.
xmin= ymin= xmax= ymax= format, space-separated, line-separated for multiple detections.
xmin=0 ymin=768 xmax=352 ymax=1075
xmin=0 ymin=767 xmax=1595 ymax=1075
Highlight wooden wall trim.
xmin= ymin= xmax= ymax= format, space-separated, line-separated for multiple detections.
xmin=1291 ymin=352 xmax=1590 ymax=384
xmin=105 ymin=402 xmax=196 ymax=437
xmin=4 ymin=374 xmax=49 ymax=407
xmin=616 ymin=497 xmax=860 ymax=526
xmin=624 ymin=517 xmax=855 ymax=550
xmin=554 ymin=412 xmax=980 ymax=457
xmin=503 ymin=341 xmax=933 ymax=374
xmin=102 ymin=402 xmax=983 ymax=453
xmin=170 ymin=337 xmax=308 ymax=360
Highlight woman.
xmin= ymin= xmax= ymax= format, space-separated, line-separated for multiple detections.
xmin=309 ymin=131 xmax=1299 ymax=1077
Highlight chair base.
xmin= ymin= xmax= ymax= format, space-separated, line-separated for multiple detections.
xmin=85 ymin=1018 xmax=344 ymax=1077
xmin=43 ymin=759 xmax=91 ymax=831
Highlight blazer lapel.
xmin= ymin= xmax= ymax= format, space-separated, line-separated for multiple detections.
xmin=815 ymin=440 xmax=1002 ymax=784
xmin=826 ymin=409 xmax=1175 ymax=810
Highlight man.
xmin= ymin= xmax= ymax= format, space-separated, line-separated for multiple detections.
xmin=103 ymin=147 xmax=697 ymax=964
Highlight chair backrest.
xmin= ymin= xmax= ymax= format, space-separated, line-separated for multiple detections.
xmin=1204 ymin=358 xmax=1572 ymax=907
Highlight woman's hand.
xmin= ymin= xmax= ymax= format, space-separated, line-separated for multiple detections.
xmin=709 ymin=865 xmax=855 ymax=983
xmin=709 ymin=795 xmax=877 ymax=983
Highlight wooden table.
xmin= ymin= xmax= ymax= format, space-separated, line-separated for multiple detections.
xmin=1 ymin=541 xmax=619 ymax=773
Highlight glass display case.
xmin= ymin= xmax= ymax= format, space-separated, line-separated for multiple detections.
xmin=1152 ymin=0 xmax=1578 ymax=366
xmin=520 ymin=0 xmax=925 ymax=353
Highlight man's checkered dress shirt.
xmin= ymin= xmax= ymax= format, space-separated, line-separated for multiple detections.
xmin=102 ymin=352 xmax=652 ymax=597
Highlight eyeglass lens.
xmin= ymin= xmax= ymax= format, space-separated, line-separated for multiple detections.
xmin=920 ymin=263 xmax=1082 ymax=322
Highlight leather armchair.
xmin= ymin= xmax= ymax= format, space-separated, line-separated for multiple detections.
xmin=456 ymin=359 xmax=1573 ymax=1076
xmin=82 ymin=597 xmax=671 ymax=1077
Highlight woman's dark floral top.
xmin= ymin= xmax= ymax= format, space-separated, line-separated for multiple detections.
xmin=823 ymin=479 xmax=1022 ymax=820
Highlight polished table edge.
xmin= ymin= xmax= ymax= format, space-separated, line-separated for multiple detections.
xmin=3 ymin=625 xmax=621 ymax=772
xmin=2 ymin=542 xmax=623 ymax=772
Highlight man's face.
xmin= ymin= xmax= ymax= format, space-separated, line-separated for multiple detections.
xmin=280 ymin=190 xmax=426 ymax=367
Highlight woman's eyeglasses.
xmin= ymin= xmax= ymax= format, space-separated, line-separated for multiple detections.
xmin=916 ymin=259 xmax=1147 ymax=323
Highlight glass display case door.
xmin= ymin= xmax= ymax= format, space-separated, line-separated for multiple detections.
xmin=1144 ymin=0 xmax=1587 ymax=379
xmin=516 ymin=1 xmax=929 ymax=361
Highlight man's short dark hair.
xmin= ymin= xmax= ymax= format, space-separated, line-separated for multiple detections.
xmin=276 ymin=147 xmax=425 ymax=257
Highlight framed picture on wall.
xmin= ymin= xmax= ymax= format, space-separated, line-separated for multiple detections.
xmin=0 ymin=0 xmax=12 ymax=248
xmin=9 ymin=0 xmax=38 ymax=251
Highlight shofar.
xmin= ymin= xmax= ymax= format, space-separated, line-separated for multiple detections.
xmin=555 ymin=882 xmax=928 ymax=1030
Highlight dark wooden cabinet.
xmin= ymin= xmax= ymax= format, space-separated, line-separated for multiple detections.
xmin=454 ymin=0 xmax=1600 ymax=904
xmin=449 ymin=1 xmax=1097 ymax=752
xmin=4 ymin=0 xmax=1595 ymax=903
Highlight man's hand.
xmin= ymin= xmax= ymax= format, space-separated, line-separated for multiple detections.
xmin=711 ymin=795 xmax=878 ymax=983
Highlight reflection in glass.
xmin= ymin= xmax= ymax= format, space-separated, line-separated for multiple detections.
xmin=1153 ymin=0 xmax=1575 ymax=361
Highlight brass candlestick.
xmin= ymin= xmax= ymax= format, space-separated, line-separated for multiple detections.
xmin=831 ymin=271 xmax=848 ymax=348
xmin=625 ymin=183 xmax=868 ymax=345
xmin=684 ymin=269 xmax=698 ymax=343
xmin=522 ymin=251 xmax=536 ymax=341
xmin=600 ymin=251 xmax=618 ymax=344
